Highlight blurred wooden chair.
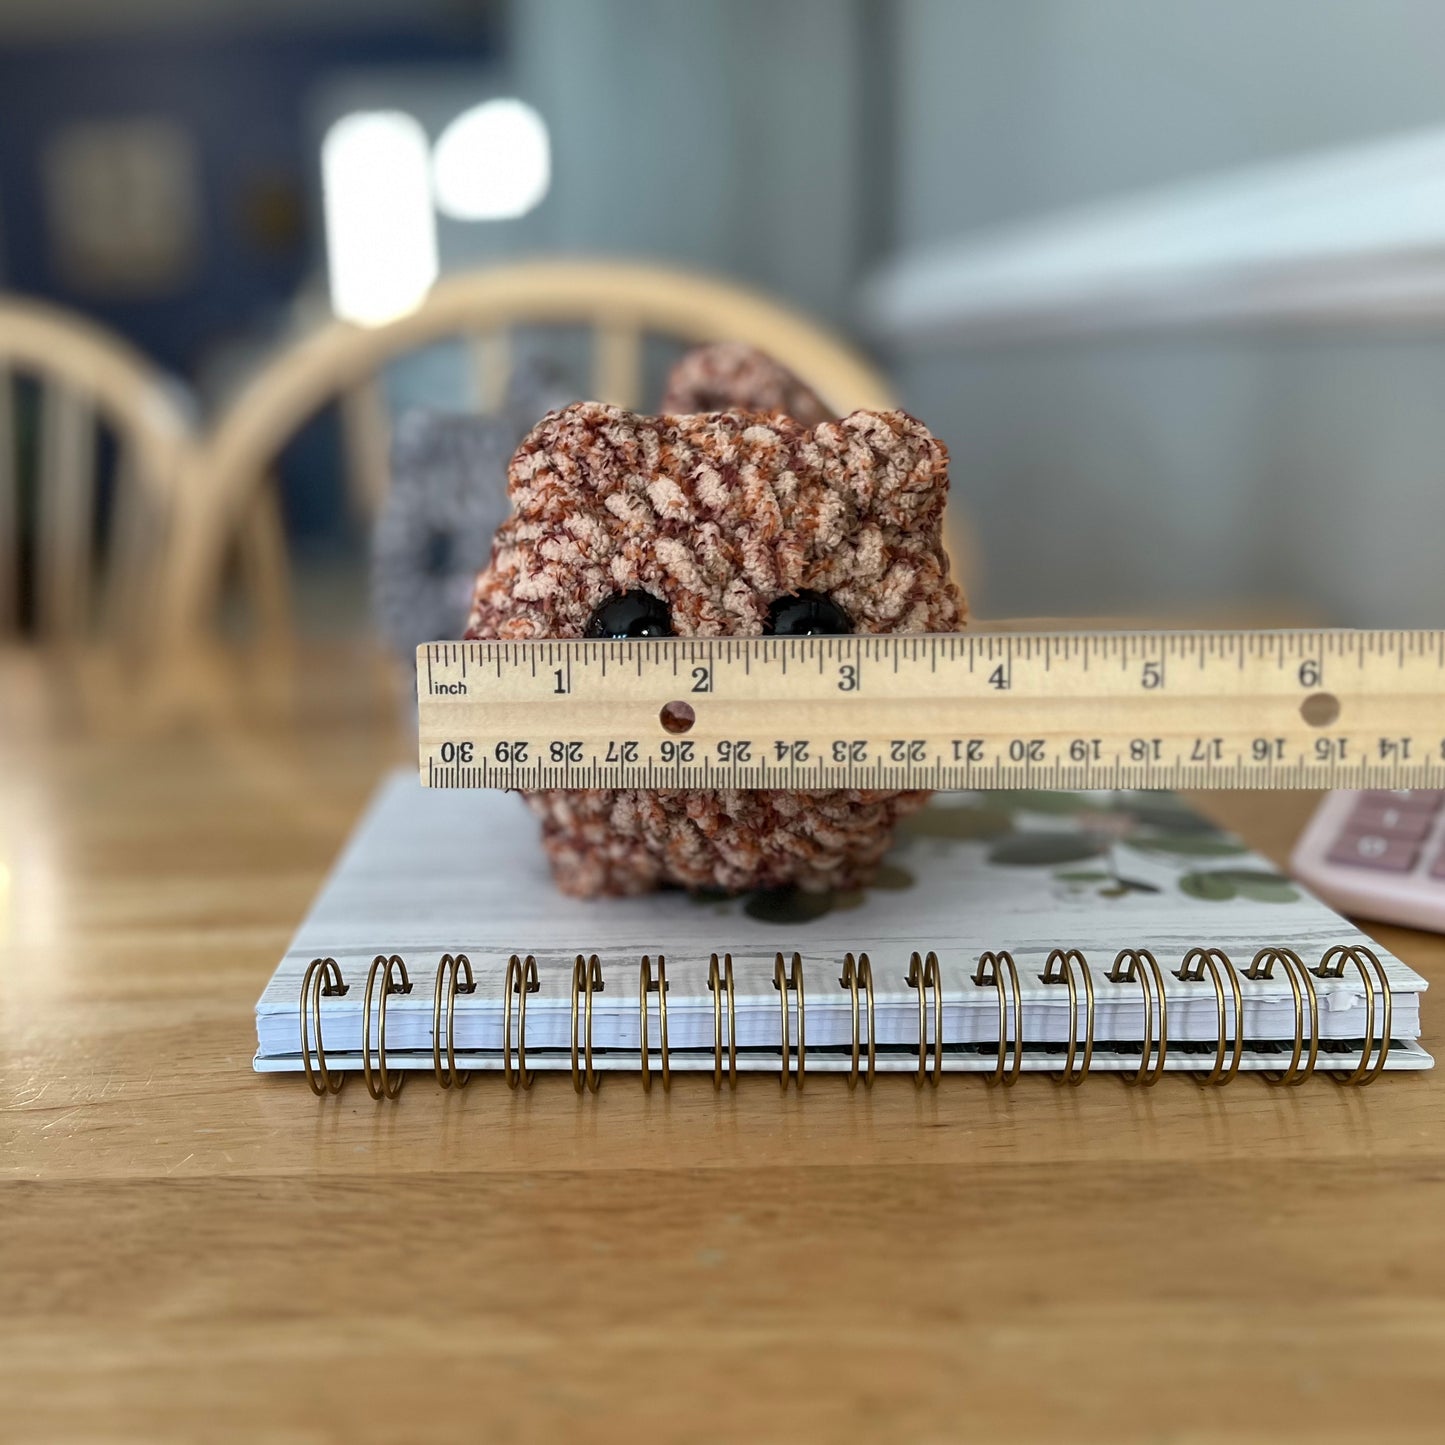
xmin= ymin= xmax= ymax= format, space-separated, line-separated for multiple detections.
xmin=0 ymin=296 xmax=196 ymax=651
xmin=160 ymin=259 xmax=902 ymax=648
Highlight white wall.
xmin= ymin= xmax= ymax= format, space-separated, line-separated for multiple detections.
xmin=511 ymin=0 xmax=867 ymax=328
xmin=890 ymin=0 xmax=1445 ymax=624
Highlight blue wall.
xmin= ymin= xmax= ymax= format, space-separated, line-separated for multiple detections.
xmin=0 ymin=22 xmax=496 ymax=378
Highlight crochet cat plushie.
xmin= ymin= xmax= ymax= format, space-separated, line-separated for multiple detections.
xmin=465 ymin=401 xmax=966 ymax=897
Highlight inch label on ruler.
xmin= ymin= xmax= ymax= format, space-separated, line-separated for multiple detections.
xmin=417 ymin=631 xmax=1445 ymax=792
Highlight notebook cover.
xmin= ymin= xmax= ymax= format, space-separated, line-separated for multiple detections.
xmin=255 ymin=773 xmax=1429 ymax=1071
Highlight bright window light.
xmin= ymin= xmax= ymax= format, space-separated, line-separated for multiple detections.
xmin=322 ymin=110 xmax=438 ymax=326
xmin=432 ymin=99 xmax=550 ymax=221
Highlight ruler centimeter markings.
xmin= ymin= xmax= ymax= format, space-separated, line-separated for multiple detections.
xmin=417 ymin=630 xmax=1445 ymax=791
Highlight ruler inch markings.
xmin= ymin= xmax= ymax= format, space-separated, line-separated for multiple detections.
xmin=418 ymin=629 xmax=1445 ymax=792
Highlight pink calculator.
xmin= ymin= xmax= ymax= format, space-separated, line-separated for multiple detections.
xmin=1291 ymin=791 xmax=1445 ymax=933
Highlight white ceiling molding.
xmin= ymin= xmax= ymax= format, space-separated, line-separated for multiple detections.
xmin=862 ymin=127 xmax=1445 ymax=344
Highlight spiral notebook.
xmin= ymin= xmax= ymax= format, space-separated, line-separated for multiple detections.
xmin=255 ymin=772 xmax=1432 ymax=1092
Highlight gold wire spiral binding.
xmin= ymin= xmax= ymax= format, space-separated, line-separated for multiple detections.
xmin=362 ymin=954 xmax=412 ymax=1101
xmin=708 ymin=953 xmax=737 ymax=1089
xmin=838 ymin=953 xmax=876 ymax=1088
xmin=639 ymin=955 xmax=670 ymax=1092
xmin=1107 ymin=949 xmax=1168 ymax=1086
xmin=772 ymin=953 xmax=806 ymax=1089
xmin=1040 ymin=948 xmax=1094 ymax=1086
xmin=299 ymin=957 xmax=348 ymax=1097
xmin=1314 ymin=944 xmax=1392 ymax=1085
xmin=1246 ymin=947 xmax=1319 ymax=1085
xmin=973 ymin=951 xmax=1023 ymax=1086
xmin=1175 ymin=948 xmax=1243 ymax=1086
xmin=906 ymin=951 xmax=942 ymax=1087
xmin=302 ymin=944 xmax=1396 ymax=1094
xmin=504 ymin=953 xmax=538 ymax=1089
xmin=571 ymin=954 xmax=604 ymax=1094
xmin=432 ymin=953 xmax=476 ymax=1089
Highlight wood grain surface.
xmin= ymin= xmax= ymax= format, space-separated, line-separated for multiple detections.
xmin=3 ymin=644 xmax=1443 ymax=1443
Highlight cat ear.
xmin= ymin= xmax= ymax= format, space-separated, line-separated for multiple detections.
xmin=661 ymin=342 xmax=832 ymax=425
xmin=812 ymin=410 xmax=950 ymax=520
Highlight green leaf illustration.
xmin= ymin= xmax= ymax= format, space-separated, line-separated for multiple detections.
xmin=1179 ymin=872 xmax=1236 ymax=900
xmin=1128 ymin=833 xmax=1248 ymax=858
xmin=871 ymin=863 xmax=914 ymax=891
xmin=1223 ymin=869 xmax=1301 ymax=903
xmin=1056 ymin=869 xmax=1161 ymax=896
xmin=744 ymin=887 xmax=839 ymax=925
xmin=901 ymin=805 xmax=1013 ymax=842
xmin=988 ymin=834 xmax=1107 ymax=866
xmin=693 ymin=860 xmax=915 ymax=926
xmin=1120 ymin=797 xmax=1223 ymax=834
xmin=1178 ymin=868 xmax=1300 ymax=903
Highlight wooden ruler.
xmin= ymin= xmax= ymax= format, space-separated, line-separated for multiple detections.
xmin=418 ymin=630 xmax=1445 ymax=791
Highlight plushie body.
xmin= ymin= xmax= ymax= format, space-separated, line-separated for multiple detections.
xmin=465 ymin=401 xmax=966 ymax=897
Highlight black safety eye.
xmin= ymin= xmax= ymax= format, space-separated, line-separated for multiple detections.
xmin=585 ymin=590 xmax=675 ymax=639
xmin=764 ymin=591 xmax=853 ymax=636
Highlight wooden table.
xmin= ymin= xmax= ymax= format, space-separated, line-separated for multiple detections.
xmin=4 ymin=645 xmax=1443 ymax=1442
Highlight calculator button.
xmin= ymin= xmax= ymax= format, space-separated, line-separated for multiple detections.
xmin=1359 ymin=790 xmax=1443 ymax=813
xmin=1347 ymin=802 xmax=1436 ymax=840
xmin=1326 ymin=833 xmax=1420 ymax=871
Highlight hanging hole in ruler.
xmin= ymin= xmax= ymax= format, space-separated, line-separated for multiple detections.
xmin=1300 ymin=693 xmax=1341 ymax=727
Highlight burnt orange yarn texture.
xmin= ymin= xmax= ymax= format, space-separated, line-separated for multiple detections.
xmin=465 ymin=402 xmax=966 ymax=897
